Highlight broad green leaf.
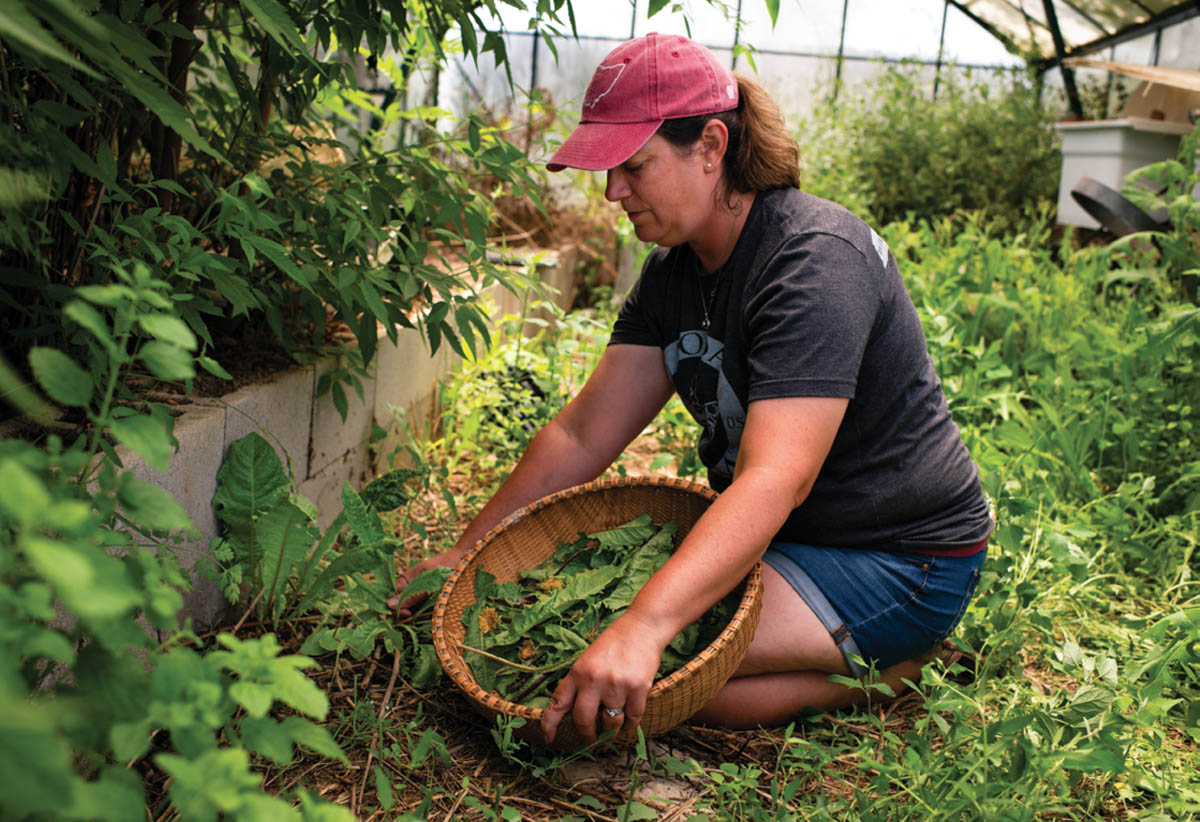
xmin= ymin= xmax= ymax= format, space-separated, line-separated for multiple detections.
xmin=139 ymin=340 xmax=195 ymax=380
xmin=340 ymin=483 xmax=384 ymax=543
xmin=374 ymin=765 xmax=394 ymax=809
xmin=489 ymin=565 xmax=620 ymax=647
xmin=76 ymin=284 xmax=134 ymax=306
xmin=139 ymin=313 xmax=198 ymax=350
xmin=198 ymin=355 xmax=234 ymax=380
xmin=0 ymin=690 xmax=82 ymax=816
xmin=64 ymin=300 xmax=117 ymax=353
xmin=0 ymin=168 xmax=52 ymax=205
xmin=604 ymin=524 xmax=676 ymax=611
xmin=110 ymin=414 xmax=175 ymax=472
xmin=394 ymin=567 xmax=452 ymax=611
xmin=0 ymin=350 xmax=57 ymax=425
xmin=242 ymin=234 xmax=312 ymax=290
xmin=63 ymin=766 xmax=144 ymax=821
xmin=0 ymin=459 xmax=51 ymax=526
xmin=238 ymin=0 xmax=307 ymax=52
xmin=409 ymin=642 xmax=443 ymax=688
xmin=230 ymin=681 xmax=275 ymax=718
xmin=29 ymin=347 xmax=92 ymax=407
xmin=266 ymin=663 xmax=328 ymax=720
xmin=22 ymin=534 xmax=142 ymax=620
xmin=209 ymin=267 xmax=263 ymax=316
xmin=590 ymin=514 xmax=657 ymax=549
xmin=104 ymin=62 xmax=222 ymax=162
xmin=359 ymin=467 xmax=421 ymax=511
xmin=0 ymin=4 xmax=94 ymax=74
xmin=233 ymin=792 xmax=302 ymax=822
xmin=618 ymin=801 xmax=658 ymax=821
xmin=764 ymin=0 xmax=780 ymax=26
xmin=157 ymin=748 xmax=260 ymax=820
xmin=254 ymin=502 xmax=317 ymax=606
xmin=111 ymin=719 xmax=154 ymax=762
xmin=282 ymin=716 xmax=347 ymax=763
xmin=240 ymin=716 xmax=295 ymax=765
xmin=212 ymin=433 xmax=292 ymax=547
xmin=118 ymin=476 xmax=196 ymax=534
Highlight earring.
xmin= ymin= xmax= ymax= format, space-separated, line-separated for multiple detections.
xmin=705 ymin=163 xmax=712 ymax=170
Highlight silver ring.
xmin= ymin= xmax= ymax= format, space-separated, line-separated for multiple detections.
xmin=603 ymin=706 xmax=624 ymax=718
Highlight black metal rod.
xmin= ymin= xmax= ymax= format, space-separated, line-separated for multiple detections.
xmin=1103 ymin=45 xmax=1115 ymax=119
xmin=833 ymin=0 xmax=851 ymax=102
xmin=732 ymin=0 xmax=744 ymax=70
xmin=934 ymin=0 xmax=949 ymax=100
xmin=530 ymin=23 xmax=539 ymax=92
xmin=1042 ymin=0 xmax=1085 ymax=118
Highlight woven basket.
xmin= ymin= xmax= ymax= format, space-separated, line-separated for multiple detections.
xmin=431 ymin=475 xmax=763 ymax=751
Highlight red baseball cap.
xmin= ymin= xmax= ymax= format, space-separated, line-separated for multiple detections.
xmin=546 ymin=33 xmax=739 ymax=172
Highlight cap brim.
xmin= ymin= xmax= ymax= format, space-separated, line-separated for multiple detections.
xmin=546 ymin=120 xmax=662 ymax=172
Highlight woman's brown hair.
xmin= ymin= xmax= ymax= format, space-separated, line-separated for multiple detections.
xmin=656 ymin=72 xmax=801 ymax=196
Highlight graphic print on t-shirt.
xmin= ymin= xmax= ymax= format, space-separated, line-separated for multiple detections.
xmin=663 ymin=328 xmax=746 ymax=482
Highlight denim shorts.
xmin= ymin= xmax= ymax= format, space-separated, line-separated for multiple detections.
xmin=762 ymin=542 xmax=986 ymax=677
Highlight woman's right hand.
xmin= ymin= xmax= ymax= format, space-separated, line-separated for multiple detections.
xmin=388 ymin=548 xmax=466 ymax=617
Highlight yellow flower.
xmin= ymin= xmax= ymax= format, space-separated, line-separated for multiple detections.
xmin=518 ymin=639 xmax=538 ymax=661
xmin=538 ymin=577 xmax=564 ymax=592
xmin=478 ymin=607 xmax=500 ymax=635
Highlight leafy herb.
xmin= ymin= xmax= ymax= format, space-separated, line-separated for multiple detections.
xmin=462 ymin=515 xmax=737 ymax=704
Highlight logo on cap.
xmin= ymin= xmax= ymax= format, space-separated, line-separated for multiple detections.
xmin=584 ymin=62 xmax=626 ymax=111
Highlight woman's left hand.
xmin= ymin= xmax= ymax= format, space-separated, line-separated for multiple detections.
xmin=540 ymin=611 xmax=666 ymax=745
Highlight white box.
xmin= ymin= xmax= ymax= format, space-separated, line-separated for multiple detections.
xmin=1055 ymin=117 xmax=1192 ymax=228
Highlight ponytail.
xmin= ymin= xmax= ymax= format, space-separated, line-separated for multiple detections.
xmin=655 ymin=72 xmax=800 ymax=197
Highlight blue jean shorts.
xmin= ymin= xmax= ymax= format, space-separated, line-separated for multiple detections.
xmin=763 ymin=543 xmax=986 ymax=677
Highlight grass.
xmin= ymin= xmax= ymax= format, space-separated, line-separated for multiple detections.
xmin=234 ymin=207 xmax=1200 ymax=821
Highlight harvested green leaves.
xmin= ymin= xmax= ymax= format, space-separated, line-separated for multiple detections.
xmin=460 ymin=514 xmax=737 ymax=706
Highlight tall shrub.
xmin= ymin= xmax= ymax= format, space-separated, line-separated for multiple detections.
xmin=0 ymin=1 xmax=578 ymax=817
xmin=799 ymin=65 xmax=1061 ymax=231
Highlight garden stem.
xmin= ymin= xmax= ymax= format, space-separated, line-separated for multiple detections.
xmin=460 ymin=642 xmax=581 ymax=674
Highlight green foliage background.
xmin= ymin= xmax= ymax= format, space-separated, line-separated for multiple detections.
xmin=799 ymin=64 xmax=1061 ymax=232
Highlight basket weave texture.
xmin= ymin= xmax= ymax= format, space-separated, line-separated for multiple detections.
xmin=431 ymin=476 xmax=763 ymax=750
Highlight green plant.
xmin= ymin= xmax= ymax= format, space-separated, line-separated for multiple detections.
xmin=0 ymin=4 xmax=586 ymax=814
xmin=0 ymin=256 xmax=358 ymax=818
xmin=799 ymin=64 xmax=1060 ymax=232
xmin=209 ymin=433 xmax=449 ymax=687
xmin=1122 ymin=124 xmax=1200 ymax=302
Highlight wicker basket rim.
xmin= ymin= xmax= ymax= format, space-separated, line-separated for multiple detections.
xmin=431 ymin=475 xmax=763 ymax=725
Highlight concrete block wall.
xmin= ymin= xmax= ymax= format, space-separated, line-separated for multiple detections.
xmin=107 ymin=249 xmax=584 ymax=627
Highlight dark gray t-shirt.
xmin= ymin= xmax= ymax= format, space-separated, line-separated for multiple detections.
xmin=610 ymin=188 xmax=992 ymax=551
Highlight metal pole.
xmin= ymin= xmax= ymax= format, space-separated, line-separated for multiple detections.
xmin=732 ymin=0 xmax=743 ymax=70
xmin=1041 ymin=0 xmax=1084 ymax=119
xmin=833 ymin=0 xmax=850 ymax=102
xmin=1104 ymin=45 xmax=1115 ymax=119
xmin=630 ymin=0 xmax=637 ymax=40
xmin=933 ymin=0 xmax=949 ymax=100
xmin=1152 ymin=27 xmax=1162 ymax=65
xmin=530 ymin=23 xmax=539 ymax=92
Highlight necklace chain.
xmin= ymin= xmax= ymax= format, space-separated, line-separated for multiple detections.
xmin=696 ymin=191 xmax=749 ymax=333
xmin=698 ymin=275 xmax=718 ymax=331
